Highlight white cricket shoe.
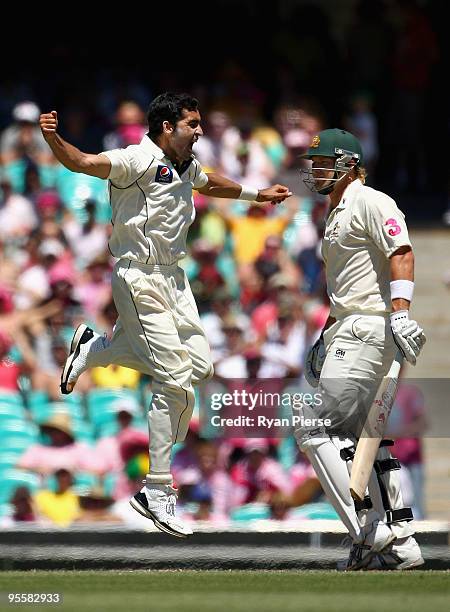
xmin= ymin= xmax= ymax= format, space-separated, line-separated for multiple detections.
xmin=338 ymin=520 xmax=396 ymax=571
xmin=365 ymin=537 xmax=424 ymax=570
xmin=129 ymin=484 xmax=193 ymax=538
xmin=61 ymin=324 xmax=105 ymax=394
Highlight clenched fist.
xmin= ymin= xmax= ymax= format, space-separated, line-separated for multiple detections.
xmin=39 ymin=111 xmax=58 ymax=140
xmin=256 ymin=184 xmax=292 ymax=205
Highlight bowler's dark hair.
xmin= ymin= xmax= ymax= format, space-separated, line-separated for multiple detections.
xmin=147 ymin=92 xmax=199 ymax=140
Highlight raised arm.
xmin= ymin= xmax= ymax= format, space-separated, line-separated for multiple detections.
xmin=40 ymin=111 xmax=111 ymax=179
xmin=198 ymin=172 xmax=291 ymax=204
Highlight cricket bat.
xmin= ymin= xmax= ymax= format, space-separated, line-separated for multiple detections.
xmin=349 ymin=350 xmax=403 ymax=501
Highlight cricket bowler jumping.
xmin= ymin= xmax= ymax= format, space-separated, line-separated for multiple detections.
xmin=40 ymin=92 xmax=291 ymax=537
xmin=295 ymin=129 xmax=426 ymax=570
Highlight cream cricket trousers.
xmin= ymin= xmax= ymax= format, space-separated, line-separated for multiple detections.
xmin=319 ymin=313 xmax=398 ymax=435
xmin=87 ymin=259 xmax=213 ymax=484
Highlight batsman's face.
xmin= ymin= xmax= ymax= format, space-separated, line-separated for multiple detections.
xmin=311 ymin=156 xmax=336 ymax=189
xmin=170 ymin=109 xmax=203 ymax=161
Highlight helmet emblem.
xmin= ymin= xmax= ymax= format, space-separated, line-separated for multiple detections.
xmin=311 ymin=135 xmax=320 ymax=148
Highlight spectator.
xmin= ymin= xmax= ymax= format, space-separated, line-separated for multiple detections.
xmin=0 ymin=176 xmax=38 ymax=241
xmin=211 ymin=315 xmax=247 ymax=380
xmin=74 ymin=254 xmax=112 ymax=321
xmin=95 ymin=399 xmax=146 ymax=500
xmin=0 ymin=329 xmax=22 ymax=393
xmin=177 ymin=441 xmax=238 ymax=522
xmin=189 ymin=239 xmax=225 ymax=315
xmin=34 ymin=468 xmax=80 ymax=527
xmin=35 ymin=190 xmax=62 ymax=223
xmin=63 ymin=199 xmax=108 ymax=268
xmin=254 ymin=234 xmax=301 ymax=286
xmin=230 ymin=438 xmax=291 ymax=505
xmin=76 ymin=487 xmax=119 ymax=523
xmin=258 ymin=301 xmax=306 ymax=379
xmin=193 ymin=110 xmax=239 ymax=172
xmin=0 ymin=101 xmax=53 ymax=165
xmin=172 ymin=419 xmax=202 ymax=483
xmin=103 ymin=101 xmax=146 ymax=150
xmin=17 ymin=413 xmax=103 ymax=476
xmin=386 ymin=372 xmax=428 ymax=519
xmin=6 ymin=487 xmax=37 ymax=525
xmin=251 ymin=273 xmax=299 ymax=342
xmin=213 ymin=199 xmax=298 ymax=269
xmin=15 ymin=238 xmax=64 ymax=310
xmin=201 ymin=288 xmax=250 ymax=353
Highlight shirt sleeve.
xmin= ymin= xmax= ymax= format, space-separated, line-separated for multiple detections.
xmin=362 ymin=194 xmax=412 ymax=257
xmin=101 ymin=147 xmax=143 ymax=187
xmin=192 ymin=159 xmax=209 ymax=189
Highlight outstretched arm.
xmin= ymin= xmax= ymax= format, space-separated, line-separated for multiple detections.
xmin=197 ymin=172 xmax=291 ymax=204
xmin=40 ymin=111 xmax=111 ymax=179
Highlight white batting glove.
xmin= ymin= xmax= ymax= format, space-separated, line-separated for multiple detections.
xmin=390 ymin=310 xmax=426 ymax=365
xmin=304 ymin=335 xmax=326 ymax=387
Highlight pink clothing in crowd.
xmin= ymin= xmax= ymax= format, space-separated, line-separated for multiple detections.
xmin=230 ymin=456 xmax=292 ymax=504
xmin=17 ymin=442 xmax=104 ymax=475
xmin=176 ymin=466 xmax=239 ymax=521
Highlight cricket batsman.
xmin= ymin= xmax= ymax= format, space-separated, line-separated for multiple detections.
xmin=294 ymin=129 xmax=426 ymax=570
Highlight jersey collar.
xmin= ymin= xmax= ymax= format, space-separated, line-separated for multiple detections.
xmin=140 ymin=135 xmax=195 ymax=174
xmin=335 ymin=178 xmax=362 ymax=210
xmin=140 ymin=135 xmax=165 ymax=160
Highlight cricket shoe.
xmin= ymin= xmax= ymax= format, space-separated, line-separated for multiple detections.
xmin=337 ymin=521 xmax=396 ymax=571
xmin=61 ymin=324 xmax=105 ymax=394
xmin=365 ymin=537 xmax=424 ymax=570
xmin=130 ymin=484 xmax=193 ymax=538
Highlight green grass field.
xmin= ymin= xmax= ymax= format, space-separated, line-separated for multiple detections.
xmin=0 ymin=570 xmax=448 ymax=612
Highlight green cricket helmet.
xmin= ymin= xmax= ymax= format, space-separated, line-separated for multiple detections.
xmin=300 ymin=128 xmax=363 ymax=195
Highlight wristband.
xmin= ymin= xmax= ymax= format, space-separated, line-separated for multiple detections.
xmin=239 ymin=185 xmax=259 ymax=201
xmin=390 ymin=280 xmax=414 ymax=302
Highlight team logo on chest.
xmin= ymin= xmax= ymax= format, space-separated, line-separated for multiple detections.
xmin=328 ymin=222 xmax=340 ymax=240
xmin=155 ymin=165 xmax=173 ymax=184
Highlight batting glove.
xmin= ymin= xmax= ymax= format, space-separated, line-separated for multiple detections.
xmin=390 ymin=310 xmax=426 ymax=365
xmin=304 ymin=335 xmax=326 ymax=387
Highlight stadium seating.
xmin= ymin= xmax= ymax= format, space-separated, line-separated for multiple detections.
xmin=0 ymin=469 xmax=41 ymax=505
xmin=86 ymin=388 xmax=141 ymax=435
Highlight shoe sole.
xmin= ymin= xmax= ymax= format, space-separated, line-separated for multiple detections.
xmin=129 ymin=497 xmax=191 ymax=539
xmin=350 ymin=533 xmax=397 ymax=571
xmin=60 ymin=324 xmax=90 ymax=395
xmin=396 ymin=555 xmax=425 ymax=570
xmin=364 ymin=554 xmax=425 ymax=571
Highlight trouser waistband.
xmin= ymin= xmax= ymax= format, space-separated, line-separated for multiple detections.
xmin=119 ymin=259 xmax=179 ymax=273
xmin=334 ymin=311 xmax=390 ymax=320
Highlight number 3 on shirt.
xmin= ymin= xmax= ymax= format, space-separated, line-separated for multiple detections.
xmin=385 ymin=218 xmax=401 ymax=236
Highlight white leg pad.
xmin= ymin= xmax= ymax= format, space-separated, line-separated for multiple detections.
xmin=298 ymin=435 xmax=364 ymax=542
xmin=368 ymin=446 xmax=415 ymax=539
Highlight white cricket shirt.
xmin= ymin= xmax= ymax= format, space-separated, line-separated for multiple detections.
xmin=321 ymin=179 xmax=412 ymax=317
xmin=102 ymin=135 xmax=208 ymax=265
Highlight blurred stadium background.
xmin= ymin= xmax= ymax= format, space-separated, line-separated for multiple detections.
xmin=0 ymin=0 xmax=448 ymax=572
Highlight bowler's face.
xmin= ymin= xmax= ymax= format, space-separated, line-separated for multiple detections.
xmin=171 ymin=109 xmax=203 ymax=161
